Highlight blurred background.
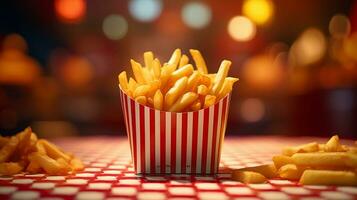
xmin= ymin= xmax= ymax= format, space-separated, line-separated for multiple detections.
xmin=0 ymin=0 xmax=356 ymax=138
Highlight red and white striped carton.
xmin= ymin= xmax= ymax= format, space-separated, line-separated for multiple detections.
xmin=119 ymin=88 xmax=231 ymax=175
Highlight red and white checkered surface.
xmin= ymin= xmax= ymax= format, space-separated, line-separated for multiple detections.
xmin=1 ymin=136 xmax=357 ymax=200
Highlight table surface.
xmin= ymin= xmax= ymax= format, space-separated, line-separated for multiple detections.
xmin=1 ymin=136 xmax=357 ymax=200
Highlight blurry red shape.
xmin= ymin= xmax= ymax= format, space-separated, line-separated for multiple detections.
xmin=55 ymin=0 xmax=86 ymax=23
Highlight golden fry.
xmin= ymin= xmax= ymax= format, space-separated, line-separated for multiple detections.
xmin=282 ymin=142 xmax=319 ymax=156
xmin=324 ymin=135 xmax=341 ymax=152
xmin=118 ymin=71 xmax=128 ymax=90
xmin=211 ymin=60 xmax=231 ymax=95
xmin=168 ymin=48 xmax=181 ymax=69
xmin=133 ymin=85 xmax=151 ymax=98
xmin=168 ymin=64 xmax=194 ymax=85
xmin=0 ymin=162 xmax=23 ymax=175
xmin=236 ymin=164 xmax=276 ymax=179
xmin=217 ymin=77 xmax=238 ymax=100
xmin=187 ymin=71 xmax=200 ymax=92
xmin=292 ymin=152 xmax=357 ymax=168
xmin=135 ymin=96 xmax=147 ymax=105
xmin=29 ymin=152 xmax=65 ymax=175
xmin=153 ymin=90 xmax=164 ymax=110
xmin=144 ymin=51 xmax=154 ymax=70
xmin=169 ymin=92 xmax=198 ymax=112
xmin=26 ymin=161 xmax=41 ymax=174
xmin=152 ymin=58 xmax=161 ymax=79
xmin=70 ymin=157 xmax=84 ymax=171
xmin=165 ymin=77 xmax=188 ymax=109
xmin=189 ymin=49 xmax=208 ymax=74
xmin=197 ymin=85 xmax=209 ymax=96
xmin=300 ymin=170 xmax=357 ymax=186
xmin=130 ymin=59 xmax=146 ymax=84
xmin=278 ymin=164 xmax=304 ymax=180
xmin=204 ymin=95 xmax=216 ymax=108
xmin=179 ymin=54 xmax=189 ymax=68
xmin=272 ymin=155 xmax=294 ymax=169
xmin=232 ymin=171 xmax=267 ymax=184
xmin=39 ymin=139 xmax=71 ymax=162
xmin=0 ymin=136 xmax=18 ymax=162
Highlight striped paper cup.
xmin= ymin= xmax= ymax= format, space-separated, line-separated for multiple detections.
xmin=119 ymin=88 xmax=231 ymax=175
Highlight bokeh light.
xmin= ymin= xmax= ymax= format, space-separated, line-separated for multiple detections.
xmin=228 ymin=16 xmax=256 ymax=42
xmin=343 ymin=33 xmax=357 ymax=61
xmin=60 ymin=56 xmax=94 ymax=88
xmin=55 ymin=0 xmax=86 ymax=23
xmin=181 ymin=2 xmax=212 ymax=29
xmin=243 ymin=54 xmax=284 ymax=90
xmin=289 ymin=28 xmax=326 ymax=66
xmin=240 ymin=98 xmax=265 ymax=122
xmin=129 ymin=0 xmax=162 ymax=22
xmin=329 ymin=14 xmax=351 ymax=39
xmin=243 ymin=0 xmax=274 ymax=25
xmin=102 ymin=14 xmax=128 ymax=40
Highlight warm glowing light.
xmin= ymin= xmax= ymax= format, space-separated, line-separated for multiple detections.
xmin=243 ymin=55 xmax=284 ymax=90
xmin=182 ymin=2 xmax=212 ymax=29
xmin=228 ymin=16 xmax=256 ymax=42
xmin=129 ymin=0 xmax=162 ymax=22
xmin=289 ymin=28 xmax=326 ymax=66
xmin=243 ymin=0 xmax=274 ymax=25
xmin=240 ymin=98 xmax=265 ymax=122
xmin=343 ymin=33 xmax=357 ymax=61
xmin=55 ymin=0 xmax=86 ymax=23
xmin=102 ymin=15 xmax=128 ymax=40
xmin=60 ymin=56 xmax=93 ymax=88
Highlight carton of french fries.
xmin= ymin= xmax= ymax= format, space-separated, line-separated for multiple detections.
xmin=118 ymin=49 xmax=238 ymax=174
xmin=0 ymin=127 xmax=83 ymax=176
xmin=232 ymin=135 xmax=357 ymax=186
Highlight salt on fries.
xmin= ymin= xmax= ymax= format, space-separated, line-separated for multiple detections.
xmin=0 ymin=127 xmax=83 ymax=175
xmin=118 ymin=49 xmax=238 ymax=112
xmin=232 ymin=135 xmax=357 ymax=186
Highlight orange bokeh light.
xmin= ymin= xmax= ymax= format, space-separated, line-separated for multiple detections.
xmin=55 ymin=0 xmax=86 ymax=23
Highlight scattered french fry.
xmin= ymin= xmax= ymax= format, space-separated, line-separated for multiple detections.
xmin=235 ymin=164 xmax=276 ymax=179
xmin=282 ymin=142 xmax=319 ymax=156
xmin=300 ymin=170 xmax=357 ymax=186
xmin=272 ymin=155 xmax=293 ymax=169
xmin=232 ymin=134 xmax=357 ymax=186
xmin=0 ymin=162 xmax=23 ymax=175
xmin=292 ymin=152 xmax=357 ymax=168
xmin=278 ymin=164 xmax=304 ymax=180
xmin=118 ymin=49 xmax=238 ymax=112
xmin=0 ymin=127 xmax=84 ymax=176
xmin=232 ymin=171 xmax=267 ymax=184
xmin=39 ymin=139 xmax=71 ymax=162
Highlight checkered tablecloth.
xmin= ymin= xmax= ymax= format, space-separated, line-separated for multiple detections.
xmin=1 ymin=136 xmax=357 ymax=200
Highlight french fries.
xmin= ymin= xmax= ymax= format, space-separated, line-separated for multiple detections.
xmin=0 ymin=127 xmax=84 ymax=175
xmin=118 ymin=49 xmax=238 ymax=112
xmin=232 ymin=135 xmax=357 ymax=185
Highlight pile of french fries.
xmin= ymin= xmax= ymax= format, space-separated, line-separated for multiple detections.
xmin=0 ymin=127 xmax=83 ymax=175
xmin=118 ymin=49 xmax=238 ymax=112
xmin=232 ymin=135 xmax=357 ymax=186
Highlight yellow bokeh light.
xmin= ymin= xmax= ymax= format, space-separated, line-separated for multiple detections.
xmin=243 ymin=0 xmax=274 ymax=25
xmin=228 ymin=16 xmax=256 ymax=42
